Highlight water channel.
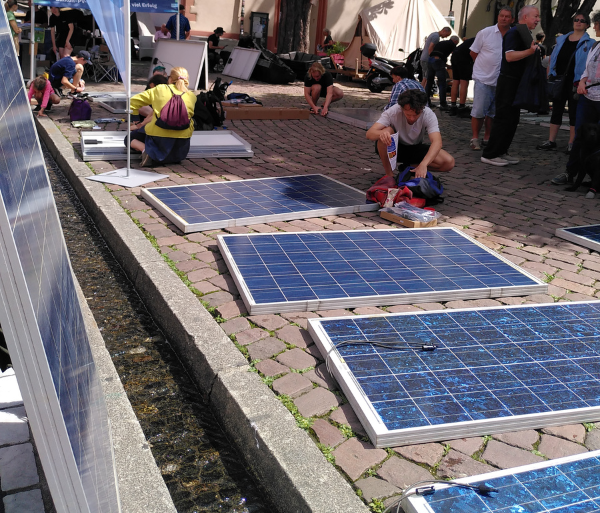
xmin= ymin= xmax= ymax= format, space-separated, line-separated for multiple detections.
xmin=44 ymin=146 xmax=272 ymax=513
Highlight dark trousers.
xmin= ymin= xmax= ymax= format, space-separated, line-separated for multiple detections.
xmin=482 ymin=74 xmax=521 ymax=159
xmin=425 ymin=58 xmax=448 ymax=106
xmin=566 ymin=95 xmax=600 ymax=173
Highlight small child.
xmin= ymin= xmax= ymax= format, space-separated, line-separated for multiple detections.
xmin=28 ymin=76 xmax=61 ymax=117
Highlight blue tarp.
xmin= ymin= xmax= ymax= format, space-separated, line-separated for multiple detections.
xmin=34 ymin=0 xmax=177 ymax=13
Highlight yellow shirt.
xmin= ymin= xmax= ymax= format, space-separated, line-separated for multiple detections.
xmin=129 ymin=84 xmax=196 ymax=138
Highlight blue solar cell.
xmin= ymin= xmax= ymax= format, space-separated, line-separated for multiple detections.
xmin=0 ymin=23 xmax=118 ymax=512
xmin=404 ymin=452 xmax=600 ymax=513
xmin=142 ymin=174 xmax=378 ymax=233
xmin=557 ymin=225 xmax=600 ymax=252
xmin=220 ymin=228 xmax=545 ymax=314
xmin=309 ymin=302 xmax=600 ymax=447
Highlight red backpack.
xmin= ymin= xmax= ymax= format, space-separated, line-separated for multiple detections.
xmin=155 ymin=86 xmax=190 ymax=130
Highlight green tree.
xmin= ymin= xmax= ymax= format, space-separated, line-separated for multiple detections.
xmin=540 ymin=0 xmax=595 ymax=48
xmin=277 ymin=0 xmax=313 ymax=53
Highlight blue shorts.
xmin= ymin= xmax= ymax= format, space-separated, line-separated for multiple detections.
xmin=471 ymin=80 xmax=496 ymax=119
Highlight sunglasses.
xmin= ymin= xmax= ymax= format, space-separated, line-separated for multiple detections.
xmin=574 ymin=18 xmax=587 ymax=22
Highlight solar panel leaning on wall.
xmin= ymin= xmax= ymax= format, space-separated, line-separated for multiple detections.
xmin=308 ymin=301 xmax=600 ymax=448
xmin=0 ymin=9 xmax=119 ymax=513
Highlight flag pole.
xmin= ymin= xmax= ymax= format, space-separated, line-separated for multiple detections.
xmin=125 ymin=0 xmax=131 ymax=176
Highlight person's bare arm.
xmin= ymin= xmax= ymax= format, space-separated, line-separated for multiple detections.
xmin=505 ymin=41 xmax=537 ymax=62
xmin=61 ymin=75 xmax=79 ymax=92
xmin=470 ymin=50 xmax=478 ymax=61
xmin=304 ymin=86 xmax=319 ymax=113
xmin=185 ymin=30 xmax=191 ymax=40
xmin=366 ymin=122 xmax=392 ymax=145
xmin=64 ymin=22 xmax=74 ymax=50
xmin=51 ymin=26 xmax=57 ymax=54
xmin=321 ymin=85 xmax=333 ymax=116
xmin=412 ymin=131 xmax=442 ymax=178
xmin=428 ymin=42 xmax=435 ymax=55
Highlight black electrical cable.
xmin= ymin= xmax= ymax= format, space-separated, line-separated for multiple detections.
xmin=334 ymin=340 xmax=438 ymax=352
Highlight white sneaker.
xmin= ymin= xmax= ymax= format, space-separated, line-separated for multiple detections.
xmin=481 ymin=156 xmax=509 ymax=166
xmin=499 ymin=153 xmax=520 ymax=164
xmin=470 ymin=138 xmax=480 ymax=150
xmin=586 ymin=190 xmax=596 ymax=199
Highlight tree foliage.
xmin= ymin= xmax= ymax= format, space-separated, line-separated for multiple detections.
xmin=277 ymin=0 xmax=313 ymax=53
xmin=539 ymin=0 xmax=596 ymax=48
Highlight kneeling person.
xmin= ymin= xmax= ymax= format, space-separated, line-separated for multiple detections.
xmin=303 ymin=62 xmax=343 ymax=116
xmin=49 ymin=50 xmax=90 ymax=95
xmin=367 ymin=89 xmax=454 ymax=177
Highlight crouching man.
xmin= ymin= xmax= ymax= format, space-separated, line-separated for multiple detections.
xmin=366 ymin=89 xmax=454 ymax=177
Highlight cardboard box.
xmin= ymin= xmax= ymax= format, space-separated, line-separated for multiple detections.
xmin=224 ymin=106 xmax=310 ymax=121
xmin=380 ymin=210 xmax=438 ymax=228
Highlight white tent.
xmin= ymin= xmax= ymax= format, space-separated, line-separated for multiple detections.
xmin=360 ymin=0 xmax=459 ymax=61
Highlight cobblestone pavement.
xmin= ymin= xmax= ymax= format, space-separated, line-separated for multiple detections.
xmin=47 ymin=62 xmax=600 ymax=511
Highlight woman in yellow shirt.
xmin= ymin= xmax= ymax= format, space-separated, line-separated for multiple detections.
xmin=128 ymin=66 xmax=197 ymax=167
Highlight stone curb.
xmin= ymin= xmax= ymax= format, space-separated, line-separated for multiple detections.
xmin=37 ymin=117 xmax=367 ymax=513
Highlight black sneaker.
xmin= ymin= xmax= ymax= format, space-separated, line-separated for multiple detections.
xmin=457 ymin=107 xmax=471 ymax=118
xmin=33 ymin=105 xmax=41 ymax=112
xmin=448 ymin=106 xmax=458 ymax=116
xmin=536 ymin=140 xmax=557 ymax=150
xmin=439 ymin=104 xmax=450 ymax=111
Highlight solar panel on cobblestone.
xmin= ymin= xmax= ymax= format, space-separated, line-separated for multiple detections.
xmin=0 ymin=11 xmax=119 ymax=513
xmin=556 ymin=224 xmax=600 ymax=252
xmin=141 ymin=174 xmax=378 ymax=233
xmin=308 ymin=301 xmax=600 ymax=448
xmin=403 ymin=450 xmax=600 ymax=513
xmin=218 ymin=228 xmax=546 ymax=315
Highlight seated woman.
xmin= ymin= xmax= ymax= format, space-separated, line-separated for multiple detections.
xmin=127 ymin=67 xmax=196 ymax=167
xmin=303 ymin=62 xmax=343 ymax=117
xmin=317 ymin=29 xmax=333 ymax=52
xmin=28 ymin=76 xmax=61 ymax=117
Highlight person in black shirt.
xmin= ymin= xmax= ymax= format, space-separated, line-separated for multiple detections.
xmin=208 ymin=27 xmax=225 ymax=70
xmin=425 ymin=36 xmax=459 ymax=110
xmin=481 ymin=6 xmax=540 ymax=166
xmin=318 ymin=29 xmax=333 ymax=52
xmin=303 ymin=62 xmax=343 ymax=116
xmin=49 ymin=7 xmax=74 ymax=59
xmin=449 ymin=37 xmax=475 ymax=116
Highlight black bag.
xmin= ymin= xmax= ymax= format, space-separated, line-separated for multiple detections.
xmin=547 ymin=74 xmax=566 ymax=101
xmin=192 ymin=96 xmax=214 ymax=131
xmin=197 ymin=91 xmax=224 ymax=127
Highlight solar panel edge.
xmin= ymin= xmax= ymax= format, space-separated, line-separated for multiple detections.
xmin=216 ymin=235 xmax=257 ymax=312
xmin=556 ymin=226 xmax=600 ymax=253
xmin=403 ymin=449 xmax=600 ymax=513
xmin=139 ymin=188 xmax=188 ymax=233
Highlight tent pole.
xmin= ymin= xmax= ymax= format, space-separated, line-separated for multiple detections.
xmin=176 ymin=8 xmax=180 ymax=40
xmin=29 ymin=2 xmax=35 ymax=84
xmin=125 ymin=0 xmax=131 ymax=176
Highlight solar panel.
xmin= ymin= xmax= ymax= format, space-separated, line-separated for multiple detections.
xmin=0 ymin=11 xmax=119 ymax=513
xmin=80 ymin=130 xmax=254 ymax=161
xmin=307 ymin=301 xmax=600 ymax=448
xmin=141 ymin=174 xmax=379 ymax=233
xmin=556 ymin=224 xmax=600 ymax=252
xmin=327 ymin=108 xmax=382 ymax=130
xmin=403 ymin=450 xmax=600 ymax=513
xmin=218 ymin=228 xmax=546 ymax=315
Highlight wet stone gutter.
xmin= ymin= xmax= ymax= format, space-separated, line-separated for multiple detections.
xmin=36 ymin=118 xmax=368 ymax=513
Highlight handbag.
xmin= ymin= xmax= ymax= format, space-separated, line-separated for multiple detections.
xmin=547 ymin=52 xmax=575 ymax=101
xmin=68 ymin=98 xmax=91 ymax=121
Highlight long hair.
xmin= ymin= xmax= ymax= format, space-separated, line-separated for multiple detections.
xmin=169 ymin=66 xmax=189 ymax=93
xmin=308 ymin=62 xmax=326 ymax=79
xmin=5 ymin=0 xmax=18 ymax=10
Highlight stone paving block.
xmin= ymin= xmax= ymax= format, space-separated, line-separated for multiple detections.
xmin=333 ymin=438 xmax=387 ymax=481
xmin=280 ymin=312 xmax=320 ymax=329
xmin=3 ymin=489 xmax=44 ymax=513
xmin=0 ymin=407 xmax=29 ymax=446
xmin=216 ymin=300 xmax=247 ymax=319
xmin=304 ymin=344 xmax=323 ymax=360
xmin=276 ymin=325 xmax=313 ymax=348
xmin=493 ymin=430 xmax=539 ymax=450
xmin=0 ymin=443 xmax=38 ymax=491
xmin=386 ymin=304 xmax=422 ymax=313
xmin=353 ymin=307 xmax=387 ymax=315
xmin=414 ymin=303 xmax=445 ymax=311
xmin=272 ymin=372 xmax=313 ymax=398
xmin=305 ymin=364 xmax=338 ymax=390
xmin=294 ymin=387 xmax=341 ymax=417
xmin=246 ymin=338 xmax=286 ymax=361
xmin=236 ymin=328 xmax=269 ymax=346
xmin=394 ymin=443 xmax=445 ymax=467
xmin=537 ymin=434 xmax=588 ymax=459
xmin=276 ymin=348 xmax=318 ymax=370
xmin=355 ymin=477 xmax=400 ymax=503
xmin=220 ymin=317 xmax=251 ymax=335
xmin=0 ymin=373 xmax=22 ymax=409
xmin=585 ymin=428 xmax=600 ymax=451
xmin=248 ymin=314 xmax=289 ymax=331
xmin=311 ymin=418 xmax=345 ymax=448
xmin=176 ymin=259 xmax=209 ymax=273
xmin=208 ymin=275 xmax=238 ymax=293
xmin=442 ymin=437 xmax=483 ymax=457
xmin=255 ymin=359 xmax=289 ymax=377
xmin=202 ymin=291 xmax=235 ymax=308
xmin=317 ymin=309 xmax=355 ymax=318
xmin=377 ymin=456 xmax=433 ymax=489
xmin=542 ymin=424 xmax=586 ymax=444
xmin=330 ymin=404 xmax=367 ymax=437
xmin=187 ymin=267 xmax=219 ymax=282
xmin=482 ymin=440 xmax=544 ymax=469
xmin=436 ymin=449 xmax=496 ymax=479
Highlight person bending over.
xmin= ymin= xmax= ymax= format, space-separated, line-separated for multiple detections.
xmin=128 ymin=67 xmax=196 ymax=167
xmin=28 ymin=76 xmax=60 ymax=117
xmin=366 ymin=89 xmax=454 ymax=177
xmin=303 ymin=62 xmax=343 ymax=116
xmin=48 ymin=50 xmax=90 ymax=95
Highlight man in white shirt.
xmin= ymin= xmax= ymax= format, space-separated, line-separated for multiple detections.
xmin=367 ymin=89 xmax=455 ymax=177
xmin=154 ymin=24 xmax=170 ymax=42
xmin=468 ymin=8 xmax=514 ymax=150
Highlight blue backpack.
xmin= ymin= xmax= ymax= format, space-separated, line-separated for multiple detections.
xmin=397 ymin=166 xmax=444 ymax=204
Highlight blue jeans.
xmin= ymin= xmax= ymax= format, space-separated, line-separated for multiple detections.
xmin=425 ymin=58 xmax=448 ymax=106
xmin=566 ymin=95 xmax=600 ymax=172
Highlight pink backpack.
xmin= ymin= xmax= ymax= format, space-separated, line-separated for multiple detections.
xmin=155 ymin=86 xmax=190 ymax=130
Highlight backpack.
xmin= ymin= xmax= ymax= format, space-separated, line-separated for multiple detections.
xmin=68 ymin=98 xmax=91 ymax=121
xmin=366 ymin=175 xmax=425 ymax=208
xmin=155 ymin=86 xmax=190 ymax=131
xmin=397 ymin=166 xmax=444 ymax=206
xmin=192 ymin=95 xmax=214 ymax=131
xmin=198 ymin=91 xmax=224 ymax=127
